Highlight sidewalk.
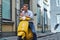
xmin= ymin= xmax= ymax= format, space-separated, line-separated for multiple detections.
xmin=0 ymin=36 xmax=17 ymax=40
xmin=0 ymin=32 xmax=54 ymax=40
xmin=37 ymin=32 xmax=54 ymax=38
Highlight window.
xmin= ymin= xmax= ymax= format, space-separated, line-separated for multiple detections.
xmin=55 ymin=15 xmax=60 ymax=32
xmin=24 ymin=0 xmax=29 ymax=4
xmin=57 ymin=15 xmax=60 ymax=23
xmin=56 ymin=0 xmax=60 ymax=6
xmin=37 ymin=7 xmax=41 ymax=25
xmin=44 ymin=8 xmax=48 ymax=25
xmin=20 ymin=0 xmax=24 ymax=8
xmin=2 ymin=0 xmax=12 ymax=20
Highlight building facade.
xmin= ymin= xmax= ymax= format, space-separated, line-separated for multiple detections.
xmin=0 ymin=0 xmax=16 ymax=37
xmin=0 ymin=0 xmax=38 ymax=37
xmin=37 ymin=0 xmax=50 ymax=32
xmin=50 ymin=0 xmax=60 ymax=32
xmin=43 ymin=0 xmax=50 ymax=32
xmin=0 ymin=0 xmax=51 ymax=37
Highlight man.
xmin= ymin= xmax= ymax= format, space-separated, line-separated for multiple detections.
xmin=20 ymin=4 xmax=37 ymax=40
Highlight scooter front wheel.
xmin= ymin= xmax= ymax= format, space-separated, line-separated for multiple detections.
xmin=18 ymin=36 xmax=25 ymax=40
xmin=18 ymin=36 xmax=22 ymax=40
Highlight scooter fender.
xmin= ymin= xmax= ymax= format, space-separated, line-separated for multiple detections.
xmin=17 ymin=21 xmax=29 ymax=37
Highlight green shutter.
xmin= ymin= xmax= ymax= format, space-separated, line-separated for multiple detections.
xmin=2 ymin=0 xmax=10 ymax=19
xmin=24 ymin=0 xmax=28 ymax=4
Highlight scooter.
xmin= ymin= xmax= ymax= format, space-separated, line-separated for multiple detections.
xmin=17 ymin=16 xmax=33 ymax=40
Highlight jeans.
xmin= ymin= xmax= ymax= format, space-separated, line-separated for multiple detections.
xmin=29 ymin=22 xmax=37 ymax=40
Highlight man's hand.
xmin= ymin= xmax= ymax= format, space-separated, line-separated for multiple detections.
xmin=20 ymin=13 xmax=24 ymax=18
xmin=20 ymin=13 xmax=24 ymax=16
xmin=26 ymin=15 xmax=30 ymax=18
xmin=20 ymin=8 xmax=23 ymax=12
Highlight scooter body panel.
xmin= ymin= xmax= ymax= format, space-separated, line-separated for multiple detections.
xmin=17 ymin=20 xmax=33 ymax=40
xmin=17 ymin=21 xmax=29 ymax=36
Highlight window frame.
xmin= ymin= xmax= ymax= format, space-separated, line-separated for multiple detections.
xmin=56 ymin=0 xmax=60 ymax=6
xmin=37 ymin=7 xmax=41 ymax=25
xmin=56 ymin=14 xmax=60 ymax=24
xmin=2 ymin=0 xmax=12 ymax=21
xmin=44 ymin=8 xmax=48 ymax=25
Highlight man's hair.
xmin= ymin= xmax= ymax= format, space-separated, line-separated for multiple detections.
xmin=23 ymin=4 xmax=28 ymax=7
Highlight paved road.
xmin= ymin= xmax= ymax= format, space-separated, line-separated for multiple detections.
xmin=38 ymin=32 xmax=60 ymax=40
xmin=1 ymin=32 xmax=60 ymax=40
xmin=0 ymin=36 xmax=41 ymax=40
xmin=0 ymin=36 xmax=17 ymax=40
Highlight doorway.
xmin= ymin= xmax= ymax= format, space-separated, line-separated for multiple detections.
xmin=20 ymin=0 xmax=30 ymax=9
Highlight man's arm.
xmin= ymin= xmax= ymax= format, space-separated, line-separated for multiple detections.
xmin=29 ymin=11 xmax=33 ymax=19
xmin=20 ymin=13 xmax=23 ymax=17
xmin=20 ymin=11 xmax=25 ymax=17
xmin=26 ymin=11 xmax=33 ymax=19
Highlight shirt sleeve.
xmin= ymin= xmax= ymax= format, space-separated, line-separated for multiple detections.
xmin=29 ymin=11 xmax=34 ymax=19
xmin=20 ymin=11 xmax=24 ymax=17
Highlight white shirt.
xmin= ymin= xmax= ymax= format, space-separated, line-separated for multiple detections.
xmin=21 ymin=10 xmax=34 ymax=22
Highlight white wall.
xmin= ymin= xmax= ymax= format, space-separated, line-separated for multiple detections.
xmin=50 ymin=0 xmax=60 ymax=33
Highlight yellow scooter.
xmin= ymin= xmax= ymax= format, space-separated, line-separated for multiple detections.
xmin=17 ymin=16 xmax=33 ymax=40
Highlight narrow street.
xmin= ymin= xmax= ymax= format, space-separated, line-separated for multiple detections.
xmin=0 ymin=0 xmax=60 ymax=40
xmin=0 ymin=32 xmax=60 ymax=40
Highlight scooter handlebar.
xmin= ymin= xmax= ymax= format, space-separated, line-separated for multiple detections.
xmin=19 ymin=17 xmax=30 ymax=21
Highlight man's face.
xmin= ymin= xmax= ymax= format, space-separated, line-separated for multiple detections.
xmin=23 ymin=6 xmax=28 ymax=11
